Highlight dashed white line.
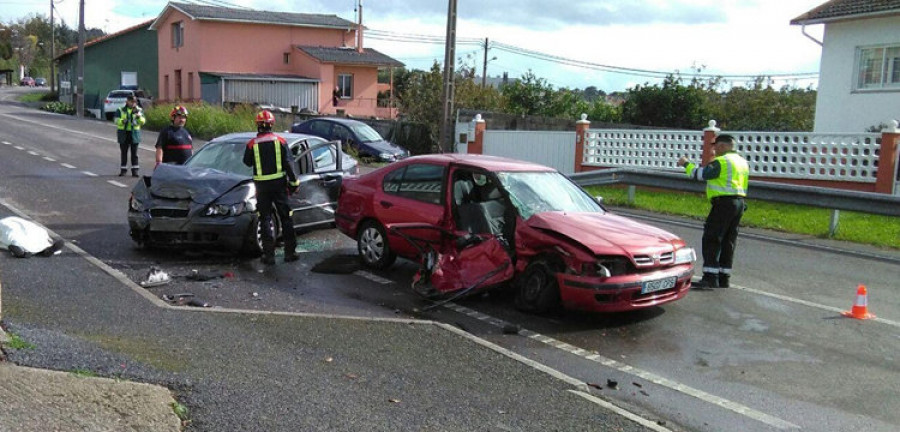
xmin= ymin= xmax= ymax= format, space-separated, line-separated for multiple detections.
xmin=82 ymin=171 xmax=98 ymax=177
xmin=443 ymin=302 xmax=800 ymax=430
xmin=27 ymin=151 xmax=39 ymax=156
xmin=14 ymin=146 xmax=24 ymax=150
xmin=1 ymin=141 xmax=11 ymax=145
xmin=569 ymin=390 xmax=673 ymax=432
xmin=60 ymin=163 xmax=76 ymax=169
xmin=353 ymin=270 xmax=394 ymax=285
xmin=42 ymin=156 xmax=56 ymax=162
xmin=107 ymin=180 xmax=127 ymax=188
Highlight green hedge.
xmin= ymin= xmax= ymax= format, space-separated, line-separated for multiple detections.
xmin=143 ymin=102 xmax=259 ymax=141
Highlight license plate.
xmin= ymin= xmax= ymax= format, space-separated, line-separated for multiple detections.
xmin=641 ymin=276 xmax=677 ymax=294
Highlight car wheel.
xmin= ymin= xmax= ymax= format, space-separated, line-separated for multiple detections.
xmin=241 ymin=214 xmax=281 ymax=257
xmin=357 ymin=220 xmax=396 ymax=269
xmin=514 ymin=261 xmax=561 ymax=314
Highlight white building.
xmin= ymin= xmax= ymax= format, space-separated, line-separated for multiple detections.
xmin=792 ymin=0 xmax=900 ymax=133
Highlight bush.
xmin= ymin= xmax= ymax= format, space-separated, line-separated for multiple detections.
xmin=143 ymin=102 xmax=259 ymax=140
xmin=40 ymin=101 xmax=75 ymax=115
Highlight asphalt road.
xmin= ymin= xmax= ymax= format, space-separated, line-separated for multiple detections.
xmin=2 ymin=86 xmax=899 ymax=431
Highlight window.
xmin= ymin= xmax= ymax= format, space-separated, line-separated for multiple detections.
xmin=310 ymin=145 xmax=335 ymax=171
xmin=171 ymin=22 xmax=184 ymax=48
xmin=338 ymin=74 xmax=353 ymax=98
xmin=856 ymin=45 xmax=900 ymax=90
xmin=307 ymin=120 xmax=331 ymax=136
xmin=187 ymin=72 xmax=194 ymax=100
xmin=283 ymin=53 xmax=290 ymax=64
xmin=382 ymin=164 xmax=444 ymax=205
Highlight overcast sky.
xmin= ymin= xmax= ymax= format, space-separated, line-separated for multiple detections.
xmin=2 ymin=0 xmax=827 ymax=91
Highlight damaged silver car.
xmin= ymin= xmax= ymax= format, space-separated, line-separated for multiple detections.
xmin=128 ymin=132 xmax=356 ymax=255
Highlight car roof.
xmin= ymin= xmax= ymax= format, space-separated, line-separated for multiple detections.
xmin=209 ymin=132 xmax=327 ymax=143
xmin=401 ymin=154 xmax=557 ymax=172
xmin=304 ymin=117 xmax=366 ymax=126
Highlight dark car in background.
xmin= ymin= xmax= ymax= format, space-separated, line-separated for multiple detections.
xmin=128 ymin=132 xmax=357 ymax=255
xmin=34 ymin=77 xmax=47 ymax=87
xmin=335 ymin=154 xmax=695 ymax=314
xmin=291 ymin=117 xmax=409 ymax=162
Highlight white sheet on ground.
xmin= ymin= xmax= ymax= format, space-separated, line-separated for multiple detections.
xmin=0 ymin=216 xmax=54 ymax=254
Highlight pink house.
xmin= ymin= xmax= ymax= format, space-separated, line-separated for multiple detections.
xmin=149 ymin=2 xmax=403 ymax=118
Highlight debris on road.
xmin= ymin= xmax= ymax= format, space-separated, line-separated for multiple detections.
xmin=606 ymin=379 xmax=618 ymax=390
xmin=0 ymin=216 xmax=64 ymax=258
xmin=502 ymin=324 xmax=520 ymax=334
xmin=140 ymin=267 xmax=171 ymax=287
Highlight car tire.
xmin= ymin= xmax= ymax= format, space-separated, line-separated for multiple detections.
xmin=241 ymin=213 xmax=281 ymax=257
xmin=514 ymin=261 xmax=561 ymax=314
xmin=357 ymin=220 xmax=395 ymax=269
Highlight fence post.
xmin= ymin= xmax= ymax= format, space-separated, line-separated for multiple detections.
xmin=575 ymin=113 xmax=590 ymax=173
xmin=875 ymin=120 xmax=899 ymax=194
xmin=467 ymin=114 xmax=486 ymax=155
xmin=702 ymin=120 xmax=720 ymax=166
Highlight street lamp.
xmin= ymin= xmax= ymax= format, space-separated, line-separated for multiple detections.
xmin=482 ymin=55 xmax=497 ymax=88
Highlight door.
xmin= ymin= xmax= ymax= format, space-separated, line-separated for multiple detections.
xmin=375 ymin=163 xmax=446 ymax=259
xmin=287 ymin=139 xmax=344 ymax=230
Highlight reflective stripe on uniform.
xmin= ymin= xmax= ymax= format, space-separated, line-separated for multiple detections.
xmin=707 ymin=155 xmax=747 ymax=196
xmin=252 ymin=138 xmax=285 ymax=181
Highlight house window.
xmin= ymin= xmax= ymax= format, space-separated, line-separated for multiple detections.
xmin=283 ymin=53 xmax=290 ymax=64
xmin=171 ymin=22 xmax=184 ymax=48
xmin=338 ymin=74 xmax=353 ymax=98
xmin=856 ymin=45 xmax=900 ymax=90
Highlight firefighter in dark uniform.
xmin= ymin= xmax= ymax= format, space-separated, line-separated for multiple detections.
xmin=155 ymin=105 xmax=193 ymax=166
xmin=242 ymin=110 xmax=300 ymax=265
xmin=677 ymin=134 xmax=750 ymax=288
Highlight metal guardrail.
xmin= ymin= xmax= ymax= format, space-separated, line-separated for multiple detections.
xmin=570 ymin=168 xmax=900 ymax=218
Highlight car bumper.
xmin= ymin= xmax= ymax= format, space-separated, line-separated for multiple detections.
xmin=128 ymin=210 xmax=254 ymax=252
xmin=556 ymin=265 xmax=693 ymax=312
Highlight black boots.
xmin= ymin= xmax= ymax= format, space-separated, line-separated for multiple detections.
xmin=718 ymin=273 xmax=730 ymax=288
xmin=132 ymin=168 xmax=139 ymax=177
xmin=119 ymin=169 xmax=127 ymax=177
xmin=692 ymin=273 xmax=719 ymax=289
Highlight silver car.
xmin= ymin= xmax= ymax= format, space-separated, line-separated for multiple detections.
xmin=102 ymin=89 xmax=152 ymax=120
xmin=128 ymin=132 xmax=357 ymax=255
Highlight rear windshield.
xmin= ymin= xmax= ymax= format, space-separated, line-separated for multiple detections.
xmin=108 ymin=91 xmax=132 ymax=98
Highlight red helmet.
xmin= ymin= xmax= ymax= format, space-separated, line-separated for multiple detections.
xmin=255 ymin=110 xmax=275 ymax=126
xmin=170 ymin=105 xmax=189 ymax=119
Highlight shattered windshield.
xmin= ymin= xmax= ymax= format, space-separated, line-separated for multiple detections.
xmin=349 ymin=123 xmax=384 ymax=143
xmin=497 ymin=171 xmax=604 ymax=220
xmin=186 ymin=140 xmax=252 ymax=176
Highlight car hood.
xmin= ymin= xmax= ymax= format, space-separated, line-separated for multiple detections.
xmin=149 ymin=164 xmax=251 ymax=204
xmin=525 ymin=211 xmax=681 ymax=255
xmin=360 ymin=140 xmax=406 ymax=155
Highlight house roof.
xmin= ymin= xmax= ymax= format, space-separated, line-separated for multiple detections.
xmin=200 ymin=72 xmax=318 ymax=83
xmin=297 ymin=46 xmax=404 ymax=68
xmin=150 ymin=2 xmax=357 ymax=30
xmin=56 ymin=20 xmax=153 ymax=60
xmin=791 ymin=0 xmax=900 ymax=25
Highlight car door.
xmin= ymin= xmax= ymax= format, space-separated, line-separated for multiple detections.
xmin=375 ymin=163 xmax=447 ymax=259
xmin=286 ymin=139 xmax=344 ymax=230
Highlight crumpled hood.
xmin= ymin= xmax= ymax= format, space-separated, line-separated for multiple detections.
xmin=525 ymin=211 xmax=680 ymax=255
xmin=149 ymin=164 xmax=251 ymax=204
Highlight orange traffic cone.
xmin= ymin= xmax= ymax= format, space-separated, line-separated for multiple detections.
xmin=841 ymin=284 xmax=875 ymax=320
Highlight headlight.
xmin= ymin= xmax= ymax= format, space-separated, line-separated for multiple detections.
xmin=129 ymin=195 xmax=144 ymax=212
xmin=380 ymin=153 xmax=394 ymax=161
xmin=204 ymin=203 xmax=245 ymax=217
xmin=674 ymin=247 xmax=696 ymax=265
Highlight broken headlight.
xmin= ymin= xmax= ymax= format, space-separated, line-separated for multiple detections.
xmin=204 ymin=203 xmax=246 ymax=217
xmin=673 ymin=247 xmax=696 ymax=265
xmin=129 ymin=195 xmax=144 ymax=212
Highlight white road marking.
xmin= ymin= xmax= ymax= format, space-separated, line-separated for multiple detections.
xmin=2 ymin=141 xmax=11 ymax=145
xmin=736 ymin=284 xmax=900 ymax=328
xmin=107 ymin=180 xmax=127 ymax=188
xmin=569 ymin=390 xmax=674 ymax=432
xmin=14 ymin=146 xmax=24 ymax=150
xmin=443 ymin=302 xmax=800 ymax=430
xmin=27 ymin=151 xmax=39 ymax=156
xmin=354 ymin=270 xmax=394 ymax=285
xmin=82 ymin=171 xmax=98 ymax=177
xmin=0 ymin=112 xmax=156 ymax=153
xmin=42 ymin=156 xmax=56 ymax=162
xmin=60 ymin=163 xmax=76 ymax=169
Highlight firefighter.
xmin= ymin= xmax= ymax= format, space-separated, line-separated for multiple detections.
xmin=116 ymin=95 xmax=145 ymax=177
xmin=242 ymin=110 xmax=300 ymax=265
xmin=155 ymin=105 xmax=193 ymax=166
xmin=677 ymin=134 xmax=749 ymax=288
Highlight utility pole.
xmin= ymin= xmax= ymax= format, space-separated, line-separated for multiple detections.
xmin=438 ymin=0 xmax=457 ymax=153
xmin=50 ymin=0 xmax=55 ymax=93
xmin=76 ymin=0 xmax=84 ymax=118
xmin=481 ymin=37 xmax=488 ymax=88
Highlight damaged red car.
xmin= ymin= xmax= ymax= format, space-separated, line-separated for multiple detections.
xmin=335 ymin=154 xmax=695 ymax=313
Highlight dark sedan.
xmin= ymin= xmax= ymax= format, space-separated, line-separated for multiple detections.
xmin=291 ymin=117 xmax=409 ymax=162
xmin=128 ymin=132 xmax=357 ymax=255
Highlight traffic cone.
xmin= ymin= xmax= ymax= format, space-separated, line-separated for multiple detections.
xmin=841 ymin=284 xmax=875 ymax=320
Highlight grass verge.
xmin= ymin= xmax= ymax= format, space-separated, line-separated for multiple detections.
xmin=584 ymin=185 xmax=900 ymax=250
xmin=18 ymin=92 xmax=52 ymax=103
xmin=4 ymin=332 xmax=36 ymax=350
xmin=70 ymin=369 xmax=99 ymax=378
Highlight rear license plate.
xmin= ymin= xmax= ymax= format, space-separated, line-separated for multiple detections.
xmin=641 ymin=276 xmax=676 ymax=294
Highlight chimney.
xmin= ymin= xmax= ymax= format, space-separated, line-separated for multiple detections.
xmin=357 ymin=0 xmax=364 ymax=53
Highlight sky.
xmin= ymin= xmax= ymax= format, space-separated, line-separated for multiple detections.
xmin=1 ymin=0 xmax=828 ymax=92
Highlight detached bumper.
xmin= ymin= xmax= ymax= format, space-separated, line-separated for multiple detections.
xmin=557 ymin=265 xmax=693 ymax=312
xmin=128 ymin=210 xmax=253 ymax=252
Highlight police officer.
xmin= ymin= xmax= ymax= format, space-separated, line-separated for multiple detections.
xmin=677 ymin=134 xmax=749 ymax=288
xmin=155 ymin=105 xmax=193 ymax=166
xmin=116 ymin=95 xmax=145 ymax=177
xmin=242 ymin=110 xmax=300 ymax=265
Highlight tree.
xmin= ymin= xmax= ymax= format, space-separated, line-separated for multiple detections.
xmin=621 ymin=75 xmax=714 ymax=129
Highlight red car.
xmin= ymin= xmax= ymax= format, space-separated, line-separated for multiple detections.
xmin=335 ymin=154 xmax=695 ymax=313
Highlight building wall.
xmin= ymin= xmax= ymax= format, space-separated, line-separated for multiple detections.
xmin=815 ymin=16 xmax=900 ymax=133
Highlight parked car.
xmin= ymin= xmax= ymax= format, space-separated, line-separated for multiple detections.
xmin=102 ymin=89 xmax=152 ymax=120
xmin=19 ymin=77 xmax=35 ymax=87
xmin=128 ymin=132 xmax=357 ymax=255
xmin=34 ymin=77 xmax=47 ymax=87
xmin=335 ymin=154 xmax=696 ymax=313
xmin=291 ymin=117 xmax=409 ymax=162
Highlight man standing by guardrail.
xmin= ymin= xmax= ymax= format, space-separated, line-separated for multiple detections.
xmin=677 ymin=134 xmax=749 ymax=289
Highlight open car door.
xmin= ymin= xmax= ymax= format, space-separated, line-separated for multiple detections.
xmin=287 ymin=139 xmax=344 ymax=230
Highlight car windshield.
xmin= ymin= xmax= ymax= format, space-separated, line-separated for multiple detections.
xmin=108 ymin=91 xmax=132 ymax=98
xmin=186 ymin=139 xmax=253 ymax=176
xmin=349 ymin=123 xmax=384 ymax=143
xmin=497 ymin=171 xmax=604 ymax=220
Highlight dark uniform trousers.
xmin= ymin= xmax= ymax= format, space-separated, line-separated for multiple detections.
xmin=702 ymin=195 xmax=746 ymax=272
xmin=256 ymin=177 xmax=296 ymax=258
xmin=119 ymin=131 xmax=138 ymax=168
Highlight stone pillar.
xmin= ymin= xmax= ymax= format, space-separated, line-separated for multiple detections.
xmin=467 ymin=114 xmax=486 ymax=154
xmin=702 ymin=120 xmax=720 ymax=166
xmin=875 ymin=120 xmax=899 ymax=194
xmin=575 ymin=114 xmax=590 ymax=173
